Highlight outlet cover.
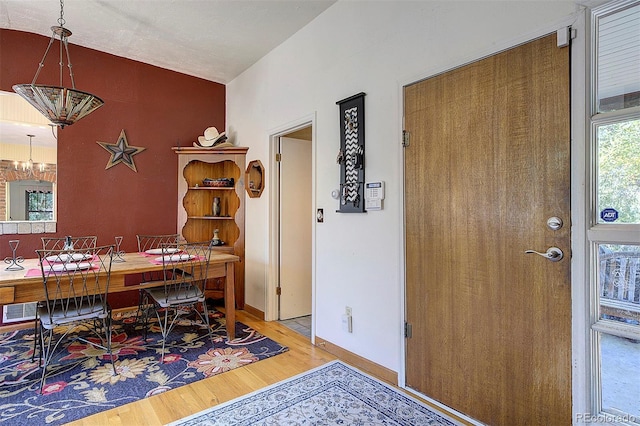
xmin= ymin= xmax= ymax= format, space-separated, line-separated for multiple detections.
xmin=341 ymin=314 xmax=353 ymax=333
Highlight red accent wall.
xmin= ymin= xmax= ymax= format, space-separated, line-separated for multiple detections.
xmin=0 ymin=29 xmax=225 ymax=312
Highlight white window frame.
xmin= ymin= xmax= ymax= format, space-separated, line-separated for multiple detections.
xmin=587 ymin=1 xmax=640 ymax=423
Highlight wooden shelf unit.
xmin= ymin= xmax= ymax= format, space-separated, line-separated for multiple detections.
xmin=173 ymin=146 xmax=248 ymax=307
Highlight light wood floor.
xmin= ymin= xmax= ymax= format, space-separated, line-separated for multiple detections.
xmin=68 ymin=309 xmax=337 ymax=425
xmin=57 ymin=309 xmax=469 ymax=425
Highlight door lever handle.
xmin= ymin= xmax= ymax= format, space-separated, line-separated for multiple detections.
xmin=524 ymin=247 xmax=563 ymax=262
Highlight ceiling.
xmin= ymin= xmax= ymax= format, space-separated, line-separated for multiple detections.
xmin=0 ymin=0 xmax=336 ymax=84
xmin=0 ymin=0 xmax=335 ymax=148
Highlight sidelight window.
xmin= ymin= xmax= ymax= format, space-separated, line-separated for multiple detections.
xmin=590 ymin=0 xmax=640 ymax=423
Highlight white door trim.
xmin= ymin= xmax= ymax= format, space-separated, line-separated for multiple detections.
xmin=266 ymin=114 xmax=317 ymax=339
xmin=569 ymin=10 xmax=590 ymax=420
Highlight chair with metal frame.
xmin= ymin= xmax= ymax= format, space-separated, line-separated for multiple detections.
xmin=135 ymin=234 xmax=181 ymax=334
xmin=34 ymin=244 xmax=116 ymax=392
xmin=143 ymin=241 xmax=213 ymax=363
xmin=41 ymin=235 xmax=98 ymax=251
xmin=32 ymin=235 xmax=99 ymax=361
xmin=136 ymin=234 xmax=181 ymax=254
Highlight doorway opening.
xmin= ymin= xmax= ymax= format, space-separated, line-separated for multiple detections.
xmin=267 ymin=117 xmax=315 ymax=341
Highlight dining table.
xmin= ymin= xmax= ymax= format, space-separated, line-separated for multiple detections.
xmin=0 ymin=251 xmax=240 ymax=341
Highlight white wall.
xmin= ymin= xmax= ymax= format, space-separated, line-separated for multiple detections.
xmin=0 ymin=144 xmax=57 ymax=164
xmin=227 ymin=0 xmax=581 ymax=372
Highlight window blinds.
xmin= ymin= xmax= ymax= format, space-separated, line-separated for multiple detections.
xmin=597 ymin=2 xmax=640 ymax=111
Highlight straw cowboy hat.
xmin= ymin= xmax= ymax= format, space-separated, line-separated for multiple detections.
xmin=197 ymin=126 xmax=227 ymax=147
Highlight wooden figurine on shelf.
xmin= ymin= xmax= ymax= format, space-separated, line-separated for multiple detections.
xmin=212 ymin=197 xmax=221 ymax=217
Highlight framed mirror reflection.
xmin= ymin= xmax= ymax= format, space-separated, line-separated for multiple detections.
xmin=0 ymin=91 xmax=57 ymax=225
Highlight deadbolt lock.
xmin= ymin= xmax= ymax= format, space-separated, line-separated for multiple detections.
xmin=547 ymin=217 xmax=563 ymax=231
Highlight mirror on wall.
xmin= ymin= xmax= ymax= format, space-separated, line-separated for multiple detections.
xmin=0 ymin=91 xmax=57 ymax=223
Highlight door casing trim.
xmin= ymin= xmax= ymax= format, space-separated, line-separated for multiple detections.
xmin=266 ymin=114 xmax=317 ymax=340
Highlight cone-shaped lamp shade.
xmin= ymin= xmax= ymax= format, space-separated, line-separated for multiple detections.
xmin=12 ymin=84 xmax=104 ymax=128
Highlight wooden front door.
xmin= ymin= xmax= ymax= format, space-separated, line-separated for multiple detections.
xmin=404 ymin=34 xmax=571 ymax=425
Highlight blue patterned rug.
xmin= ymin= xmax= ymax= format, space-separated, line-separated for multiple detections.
xmin=0 ymin=310 xmax=288 ymax=425
xmin=170 ymin=360 xmax=460 ymax=426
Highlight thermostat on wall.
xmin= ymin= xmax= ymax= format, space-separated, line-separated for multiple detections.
xmin=365 ymin=181 xmax=384 ymax=211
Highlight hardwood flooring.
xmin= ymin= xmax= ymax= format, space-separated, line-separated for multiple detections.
xmin=67 ymin=310 xmax=337 ymax=425
xmin=15 ymin=308 xmax=469 ymax=425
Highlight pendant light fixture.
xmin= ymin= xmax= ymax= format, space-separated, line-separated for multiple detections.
xmin=14 ymin=134 xmax=45 ymax=177
xmin=12 ymin=0 xmax=104 ymax=128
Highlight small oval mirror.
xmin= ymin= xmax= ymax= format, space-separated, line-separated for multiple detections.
xmin=245 ymin=159 xmax=264 ymax=198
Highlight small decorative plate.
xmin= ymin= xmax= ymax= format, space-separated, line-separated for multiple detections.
xmin=47 ymin=262 xmax=93 ymax=272
xmin=155 ymin=254 xmax=195 ymax=262
xmin=45 ymin=253 xmax=92 ymax=263
xmin=145 ymin=248 xmax=180 ymax=255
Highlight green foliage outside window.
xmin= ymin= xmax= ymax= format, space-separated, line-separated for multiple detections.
xmin=597 ymin=118 xmax=640 ymax=224
xmin=26 ymin=191 xmax=53 ymax=221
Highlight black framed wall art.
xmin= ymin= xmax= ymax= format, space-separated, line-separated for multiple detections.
xmin=336 ymin=92 xmax=366 ymax=213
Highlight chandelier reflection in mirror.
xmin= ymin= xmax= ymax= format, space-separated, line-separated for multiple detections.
xmin=12 ymin=0 xmax=104 ymax=128
xmin=14 ymin=134 xmax=45 ymax=177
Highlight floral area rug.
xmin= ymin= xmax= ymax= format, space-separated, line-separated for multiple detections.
xmin=0 ymin=310 xmax=288 ymax=425
xmin=170 ymin=360 xmax=461 ymax=426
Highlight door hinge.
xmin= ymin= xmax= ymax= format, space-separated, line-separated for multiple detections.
xmin=402 ymin=130 xmax=410 ymax=148
xmin=404 ymin=322 xmax=412 ymax=338
xmin=275 ymin=153 xmax=282 ymax=162
xmin=276 ymin=286 xmax=282 ymax=296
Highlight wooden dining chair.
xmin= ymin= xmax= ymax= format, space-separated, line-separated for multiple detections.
xmin=34 ymin=244 xmax=116 ymax=392
xmin=143 ymin=241 xmax=213 ymax=363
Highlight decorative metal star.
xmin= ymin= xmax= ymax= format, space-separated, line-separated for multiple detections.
xmin=97 ymin=129 xmax=146 ymax=172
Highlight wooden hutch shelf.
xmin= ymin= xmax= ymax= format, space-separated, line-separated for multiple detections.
xmin=173 ymin=146 xmax=248 ymax=308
